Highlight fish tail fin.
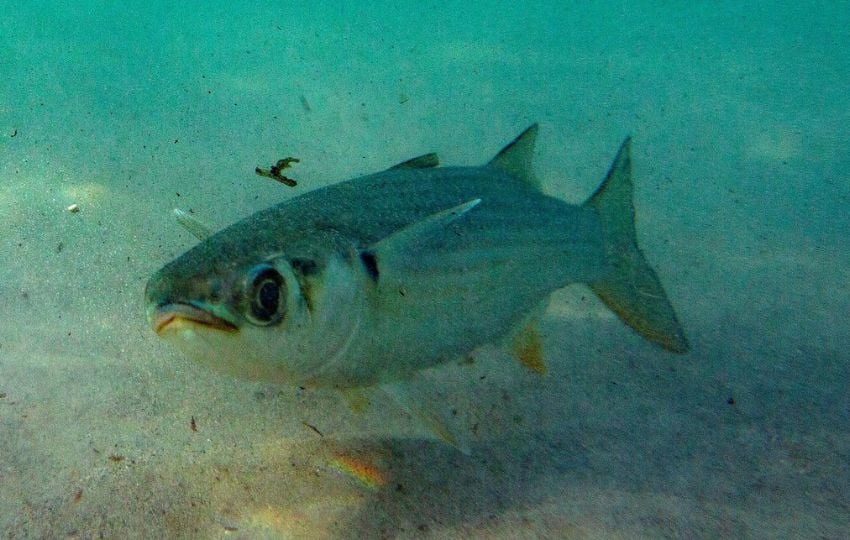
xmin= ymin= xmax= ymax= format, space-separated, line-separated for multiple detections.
xmin=583 ymin=138 xmax=689 ymax=353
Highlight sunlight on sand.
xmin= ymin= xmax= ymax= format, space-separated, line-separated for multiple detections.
xmin=237 ymin=494 xmax=366 ymax=538
xmin=745 ymin=127 xmax=803 ymax=163
xmin=0 ymin=173 xmax=109 ymax=223
xmin=60 ymin=182 xmax=110 ymax=206
xmin=546 ymin=288 xmax=616 ymax=321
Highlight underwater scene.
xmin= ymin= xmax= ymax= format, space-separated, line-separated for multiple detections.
xmin=1 ymin=1 xmax=848 ymax=538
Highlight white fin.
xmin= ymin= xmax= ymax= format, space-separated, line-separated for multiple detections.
xmin=370 ymin=198 xmax=481 ymax=265
xmin=338 ymin=382 xmax=470 ymax=454
xmin=173 ymin=208 xmax=213 ymax=240
xmin=380 ymin=381 xmax=471 ymax=455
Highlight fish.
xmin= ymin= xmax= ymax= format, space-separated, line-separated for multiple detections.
xmin=145 ymin=124 xmax=689 ymax=450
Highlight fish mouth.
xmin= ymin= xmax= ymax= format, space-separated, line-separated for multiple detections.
xmin=152 ymin=302 xmax=238 ymax=334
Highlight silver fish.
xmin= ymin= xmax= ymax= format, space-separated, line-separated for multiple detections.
xmin=145 ymin=124 xmax=688 ymax=447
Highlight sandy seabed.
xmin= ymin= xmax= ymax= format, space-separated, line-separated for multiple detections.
xmin=1 ymin=2 xmax=848 ymax=538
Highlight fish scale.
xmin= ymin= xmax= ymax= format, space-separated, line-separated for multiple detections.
xmin=145 ymin=124 xmax=689 ymax=451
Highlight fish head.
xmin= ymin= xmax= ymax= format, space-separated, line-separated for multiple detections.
xmin=145 ymin=229 xmax=365 ymax=384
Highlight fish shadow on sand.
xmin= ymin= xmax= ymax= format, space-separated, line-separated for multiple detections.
xmin=314 ymin=315 xmax=717 ymax=537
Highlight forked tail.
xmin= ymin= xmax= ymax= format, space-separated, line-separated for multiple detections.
xmin=584 ymin=138 xmax=689 ymax=353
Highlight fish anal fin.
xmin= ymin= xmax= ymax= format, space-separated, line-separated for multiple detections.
xmin=339 ymin=387 xmax=374 ymax=414
xmin=388 ymin=152 xmax=439 ymax=170
xmin=512 ymin=323 xmax=547 ymax=375
xmin=487 ymin=123 xmax=540 ymax=190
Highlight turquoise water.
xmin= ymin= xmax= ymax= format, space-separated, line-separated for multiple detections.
xmin=1 ymin=1 xmax=848 ymax=537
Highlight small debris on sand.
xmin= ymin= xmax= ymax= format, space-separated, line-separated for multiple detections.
xmin=300 ymin=95 xmax=312 ymax=112
xmin=256 ymin=157 xmax=300 ymax=187
xmin=302 ymin=421 xmax=323 ymax=437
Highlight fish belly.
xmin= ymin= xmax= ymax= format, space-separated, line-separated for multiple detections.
xmin=337 ymin=188 xmax=608 ymax=386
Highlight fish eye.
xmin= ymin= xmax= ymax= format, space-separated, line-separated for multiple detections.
xmin=245 ymin=265 xmax=285 ymax=326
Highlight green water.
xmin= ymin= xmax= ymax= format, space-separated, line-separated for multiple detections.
xmin=1 ymin=1 xmax=847 ymax=537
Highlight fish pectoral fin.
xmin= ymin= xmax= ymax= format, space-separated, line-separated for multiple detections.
xmin=339 ymin=387 xmax=375 ymax=414
xmin=380 ymin=382 xmax=471 ymax=455
xmin=369 ymin=198 xmax=481 ymax=280
xmin=173 ymin=208 xmax=213 ymax=240
xmin=387 ymin=152 xmax=439 ymax=170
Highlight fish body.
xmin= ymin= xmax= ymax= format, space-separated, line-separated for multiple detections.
xmin=145 ymin=125 xmax=688 ymax=393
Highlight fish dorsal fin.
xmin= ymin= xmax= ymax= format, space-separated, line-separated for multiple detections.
xmin=487 ymin=123 xmax=540 ymax=190
xmin=173 ymin=208 xmax=213 ymax=240
xmin=388 ymin=152 xmax=439 ymax=170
